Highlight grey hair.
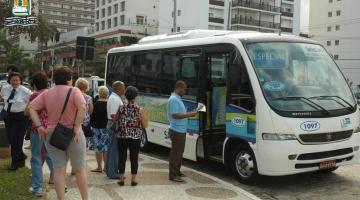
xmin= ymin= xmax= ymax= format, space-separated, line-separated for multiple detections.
xmin=98 ymin=86 xmax=109 ymax=99
xmin=112 ymin=81 xmax=125 ymax=90
xmin=174 ymin=80 xmax=186 ymax=89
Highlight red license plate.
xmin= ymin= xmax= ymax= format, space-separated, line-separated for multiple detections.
xmin=319 ymin=160 xmax=336 ymax=170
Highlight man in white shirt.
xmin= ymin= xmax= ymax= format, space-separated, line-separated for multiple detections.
xmin=105 ymin=81 xmax=125 ymax=179
xmin=0 ymin=72 xmax=32 ymax=170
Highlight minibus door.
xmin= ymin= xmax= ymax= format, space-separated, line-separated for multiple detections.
xmin=201 ymin=51 xmax=229 ymax=162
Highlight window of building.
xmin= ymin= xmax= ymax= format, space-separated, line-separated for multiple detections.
xmin=177 ymin=27 xmax=180 ymax=32
xmin=114 ymin=4 xmax=118 ymax=14
xmin=328 ymin=12 xmax=332 ymax=17
xmin=96 ymin=22 xmax=99 ymax=31
xmin=121 ymin=1 xmax=125 ymax=11
xmin=333 ymin=54 xmax=339 ymax=60
xmin=327 ymin=41 xmax=331 ymax=46
xmin=96 ymin=0 xmax=99 ymax=7
xmin=329 ymin=0 xmax=332 ymax=2
xmin=102 ymin=8 xmax=105 ymax=18
xmin=108 ymin=6 xmax=111 ymax=16
xmin=335 ymin=40 xmax=339 ymax=45
xmin=108 ymin=19 xmax=111 ymax=28
xmin=108 ymin=0 xmax=112 ymax=3
xmin=178 ymin=10 xmax=181 ymax=16
xmin=102 ymin=0 xmax=105 ymax=5
xmin=101 ymin=21 xmax=105 ymax=30
xmin=136 ymin=16 xmax=144 ymax=24
xmin=336 ymin=10 xmax=341 ymax=16
xmin=335 ymin=25 xmax=340 ymax=30
xmin=114 ymin=17 xmax=118 ymax=27
xmin=327 ymin=26 xmax=331 ymax=32
xmin=120 ymin=15 xmax=125 ymax=25
xmin=96 ymin=10 xmax=99 ymax=19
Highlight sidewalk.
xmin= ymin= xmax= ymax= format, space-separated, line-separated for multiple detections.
xmin=26 ymin=149 xmax=260 ymax=200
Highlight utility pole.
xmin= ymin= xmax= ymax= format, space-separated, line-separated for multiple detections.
xmin=173 ymin=0 xmax=177 ymax=32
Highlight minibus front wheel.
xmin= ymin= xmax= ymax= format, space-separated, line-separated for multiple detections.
xmin=231 ymin=144 xmax=259 ymax=183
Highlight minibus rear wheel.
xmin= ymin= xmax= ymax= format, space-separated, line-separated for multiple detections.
xmin=140 ymin=129 xmax=151 ymax=152
xmin=231 ymin=144 xmax=259 ymax=184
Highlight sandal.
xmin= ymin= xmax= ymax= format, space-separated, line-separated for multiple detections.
xmin=90 ymin=168 xmax=103 ymax=173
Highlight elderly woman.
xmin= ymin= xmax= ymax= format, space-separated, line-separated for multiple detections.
xmin=29 ymin=66 xmax=89 ymax=200
xmin=115 ymin=86 xmax=148 ymax=186
xmin=25 ymin=72 xmax=54 ymax=197
xmin=1 ymin=72 xmax=32 ymax=171
xmin=89 ymin=86 xmax=109 ymax=172
xmin=75 ymin=78 xmax=94 ymax=138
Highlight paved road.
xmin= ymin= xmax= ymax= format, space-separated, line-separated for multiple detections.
xmin=144 ymin=145 xmax=360 ymax=200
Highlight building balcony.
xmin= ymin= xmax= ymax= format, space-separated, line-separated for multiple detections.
xmin=281 ymin=27 xmax=293 ymax=33
xmin=281 ymin=11 xmax=293 ymax=18
xmin=209 ymin=0 xmax=225 ymax=7
xmin=209 ymin=17 xmax=224 ymax=24
xmin=232 ymin=0 xmax=281 ymax=13
xmin=231 ymin=17 xmax=280 ymax=29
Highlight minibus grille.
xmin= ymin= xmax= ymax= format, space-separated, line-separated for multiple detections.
xmin=299 ymin=130 xmax=353 ymax=144
xmin=297 ymin=147 xmax=353 ymax=160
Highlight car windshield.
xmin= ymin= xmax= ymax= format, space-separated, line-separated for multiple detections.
xmin=245 ymin=42 xmax=356 ymax=114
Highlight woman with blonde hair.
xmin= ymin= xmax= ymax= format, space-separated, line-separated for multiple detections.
xmin=75 ymin=78 xmax=94 ymax=139
xmin=89 ymin=86 xmax=110 ymax=172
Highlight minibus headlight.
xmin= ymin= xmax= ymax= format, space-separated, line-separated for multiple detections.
xmin=262 ymin=133 xmax=297 ymax=140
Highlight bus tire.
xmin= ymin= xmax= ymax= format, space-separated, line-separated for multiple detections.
xmin=231 ymin=144 xmax=259 ymax=184
xmin=317 ymin=167 xmax=338 ymax=173
xmin=140 ymin=129 xmax=151 ymax=152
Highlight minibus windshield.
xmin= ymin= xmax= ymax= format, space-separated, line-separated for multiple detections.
xmin=245 ymin=42 xmax=355 ymax=115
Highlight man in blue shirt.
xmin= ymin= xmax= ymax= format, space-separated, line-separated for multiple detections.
xmin=167 ymin=80 xmax=198 ymax=182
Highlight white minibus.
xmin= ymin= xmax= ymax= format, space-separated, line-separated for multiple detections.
xmin=105 ymin=30 xmax=360 ymax=183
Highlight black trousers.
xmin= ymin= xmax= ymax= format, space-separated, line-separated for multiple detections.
xmin=117 ymin=138 xmax=141 ymax=175
xmin=4 ymin=112 xmax=28 ymax=166
xmin=168 ymin=129 xmax=186 ymax=179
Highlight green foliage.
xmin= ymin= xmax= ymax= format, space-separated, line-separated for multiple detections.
xmin=4 ymin=46 xmax=41 ymax=75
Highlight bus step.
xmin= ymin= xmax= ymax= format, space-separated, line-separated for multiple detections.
xmin=208 ymin=155 xmax=223 ymax=163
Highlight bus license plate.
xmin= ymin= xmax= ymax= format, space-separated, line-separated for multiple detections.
xmin=319 ymin=160 xmax=336 ymax=170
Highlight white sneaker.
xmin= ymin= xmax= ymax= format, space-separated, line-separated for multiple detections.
xmin=29 ymin=187 xmax=43 ymax=197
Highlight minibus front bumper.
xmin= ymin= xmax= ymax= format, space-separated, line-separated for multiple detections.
xmin=256 ymin=133 xmax=360 ymax=176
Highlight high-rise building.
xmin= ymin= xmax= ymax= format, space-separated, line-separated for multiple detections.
xmin=35 ymin=0 xmax=95 ymax=33
xmin=94 ymin=0 xmax=159 ymax=36
xmin=309 ymin=0 xmax=360 ymax=90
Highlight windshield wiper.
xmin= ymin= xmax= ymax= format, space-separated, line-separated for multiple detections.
xmin=272 ymin=96 xmax=331 ymax=115
xmin=309 ymin=95 xmax=354 ymax=110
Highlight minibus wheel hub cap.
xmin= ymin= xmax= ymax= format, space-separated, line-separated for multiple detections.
xmin=235 ymin=152 xmax=254 ymax=178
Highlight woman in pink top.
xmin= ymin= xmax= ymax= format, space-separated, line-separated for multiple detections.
xmin=29 ymin=67 xmax=89 ymax=200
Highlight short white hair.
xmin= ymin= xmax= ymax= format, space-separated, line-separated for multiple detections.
xmin=98 ymin=86 xmax=109 ymax=99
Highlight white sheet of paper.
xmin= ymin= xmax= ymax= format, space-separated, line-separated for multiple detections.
xmin=197 ymin=103 xmax=206 ymax=112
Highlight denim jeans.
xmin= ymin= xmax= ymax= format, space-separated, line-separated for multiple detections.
xmin=30 ymin=132 xmax=54 ymax=191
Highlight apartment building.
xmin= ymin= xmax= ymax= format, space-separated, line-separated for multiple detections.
xmin=309 ymin=0 xmax=360 ymax=90
xmin=208 ymin=0 xmax=231 ymax=30
xmin=36 ymin=0 xmax=95 ymax=33
xmin=94 ymin=0 xmax=159 ymax=36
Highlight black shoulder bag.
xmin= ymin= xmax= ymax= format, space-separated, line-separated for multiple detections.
xmin=49 ymin=88 xmax=74 ymax=151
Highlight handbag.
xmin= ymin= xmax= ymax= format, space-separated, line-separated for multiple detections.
xmin=49 ymin=88 xmax=74 ymax=151
xmin=82 ymin=124 xmax=93 ymax=137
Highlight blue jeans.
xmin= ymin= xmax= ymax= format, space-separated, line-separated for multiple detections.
xmin=106 ymin=120 xmax=119 ymax=179
xmin=30 ymin=132 xmax=54 ymax=191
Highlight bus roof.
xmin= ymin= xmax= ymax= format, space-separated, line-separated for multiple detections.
xmin=108 ymin=30 xmax=318 ymax=54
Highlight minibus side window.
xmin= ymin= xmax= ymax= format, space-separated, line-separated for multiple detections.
xmin=228 ymin=57 xmax=254 ymax=111
xmin=161 ymin=51 xmax=179 ymax=95
xmin=135 ymin=52 xmax=161 ymax=94
xmin=180 ymin=56 xmax=199 ymax=101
